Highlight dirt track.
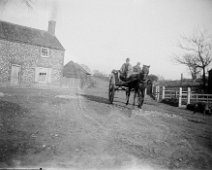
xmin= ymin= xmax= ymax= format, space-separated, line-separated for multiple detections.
xmin=0 ymin=78 xmax=212 ymax=170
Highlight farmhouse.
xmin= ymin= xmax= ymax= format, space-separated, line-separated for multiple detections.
xmin=0 ymin=20 xmax=65 ymax=87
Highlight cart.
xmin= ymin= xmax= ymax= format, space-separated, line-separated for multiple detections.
xmin=108 ymin=70 xmax=130 ymax=104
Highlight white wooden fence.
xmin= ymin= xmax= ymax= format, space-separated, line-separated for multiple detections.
xmin=153 ymin=86 xmax=212 ymax=107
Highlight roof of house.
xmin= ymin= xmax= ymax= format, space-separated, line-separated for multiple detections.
xmin=0 ymin=20 xmax=65 ymax=51
xmin=63 ymin=61 xmax=91 ymax=78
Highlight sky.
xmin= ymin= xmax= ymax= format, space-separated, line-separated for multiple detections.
xmin=0 ymin=0 xmax=212 ymax=79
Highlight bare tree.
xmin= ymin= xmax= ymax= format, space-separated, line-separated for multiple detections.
xmin=0 ymin=0 xmax=34 ymax=8
xmin=189 ymin=64 xmax=201 ymax=80
xmin=175 ymin=54 xmax=201 ymax=80
xmin=175 ymin=30 xmax=212 ymax=90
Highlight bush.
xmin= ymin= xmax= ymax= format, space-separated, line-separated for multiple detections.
xmin=161 ymin=98 xmax=178 ymax=107
xmin=80 ymin=77 xmax=96 ymax=89
xmin=87 ymin=79 xmax=96 ymax=88
xmin=187 ymin=102 xmax=212 ymax=115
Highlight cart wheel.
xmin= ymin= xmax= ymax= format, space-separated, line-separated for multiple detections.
xmin=108 ymin=74 xmax=115 ymax=104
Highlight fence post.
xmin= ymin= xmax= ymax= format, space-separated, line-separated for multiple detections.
xmin=145 ymin=88 xmax=147 ymax=96
xmin=187 ymin=87 xmax=191 ymax=105
xmin=155 ymin=86 xmax=158 ymax=101
xmin=162 ymin=86 xmax=165 ymax=99
xmin=178 ymin=87 xmax=182 ymax=107
xmin=156 ymin=86 xmax=160 ymax=102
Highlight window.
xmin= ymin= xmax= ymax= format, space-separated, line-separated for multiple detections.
xmin=41 ymin=47 xmax=49 ymax=57
xmin=35 ymin=67 xmax=52 ymax=83
xmin=38 ymin=72 xmax=47 ymax=81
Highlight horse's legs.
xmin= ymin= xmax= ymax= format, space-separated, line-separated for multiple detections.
xmin=140 ymin=88 xmax=145 ymax=107
xmin=137 ymin=87 xmax=145 ymax=109
xmin=133 ymin=89 xmax=137 ymax=106
xmin=126 ymin=87 xmax=131 ymax=105
xmin=137 ymin=89 xmax=142 ymax=108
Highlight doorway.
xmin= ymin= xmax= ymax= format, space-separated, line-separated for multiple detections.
xmin=10 ymin=64 xmax=21 ymax=85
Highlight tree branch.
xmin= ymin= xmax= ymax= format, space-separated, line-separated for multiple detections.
xmin=178 ymin=41 xmax=198 ymax=53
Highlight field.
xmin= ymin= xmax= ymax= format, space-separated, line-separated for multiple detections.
xmin=0 ymin=77 xmax=212 ymax=170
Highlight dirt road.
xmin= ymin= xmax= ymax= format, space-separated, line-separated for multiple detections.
xmin=0 ymin=78 xmax=212 ymax=170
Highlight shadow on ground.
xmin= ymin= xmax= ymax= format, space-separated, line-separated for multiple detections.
xmin=81 ymin=94 xmax=135 ymax=109
xmin=80 ymin=94 xmax=110 ymax=104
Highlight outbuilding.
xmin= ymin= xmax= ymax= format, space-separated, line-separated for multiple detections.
xmin=62 ymin=61 xmax=91 ymax=89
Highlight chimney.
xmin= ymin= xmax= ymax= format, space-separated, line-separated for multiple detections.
xmin=48 ymin=20 xmax=56 ymax=35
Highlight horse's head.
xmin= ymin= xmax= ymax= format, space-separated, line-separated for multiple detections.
xmin=139 ymin=65 xmax=150 ymax=82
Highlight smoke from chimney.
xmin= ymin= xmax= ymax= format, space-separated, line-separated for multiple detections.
xmin=48 ymin=20 xmax=56 ymax=35
xmin=50 ymin=0 xmax=58 ymax=21
xmin=48 ymin=0 xmax=59 ymax=35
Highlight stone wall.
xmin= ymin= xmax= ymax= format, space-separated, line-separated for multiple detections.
xmin=0 ymin=39 xmax=64 ymax=86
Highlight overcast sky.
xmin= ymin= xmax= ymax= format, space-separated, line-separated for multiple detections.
xmin=0 ymin=0 xmax=212 ymax=79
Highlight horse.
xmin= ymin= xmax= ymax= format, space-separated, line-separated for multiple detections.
xmin=125 ymin=65 xmax=150 ymax=108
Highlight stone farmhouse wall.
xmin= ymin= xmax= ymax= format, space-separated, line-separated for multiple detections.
xmin=0 ymin=39 xmax=64 ymax=86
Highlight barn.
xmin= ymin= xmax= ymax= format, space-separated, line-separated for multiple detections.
xmin=0 ymin=20 xmax=65 ymax=87
xmin=62 ymin=61 xmax=91 ymax=89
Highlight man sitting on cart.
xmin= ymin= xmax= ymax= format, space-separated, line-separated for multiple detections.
xmin=119 ymin=59 xmax=144 ymax=82
xmin=133 ymin=62 xmax=142 ymax=72
xmin=119 ymin=58 xmax=133 ymax=81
